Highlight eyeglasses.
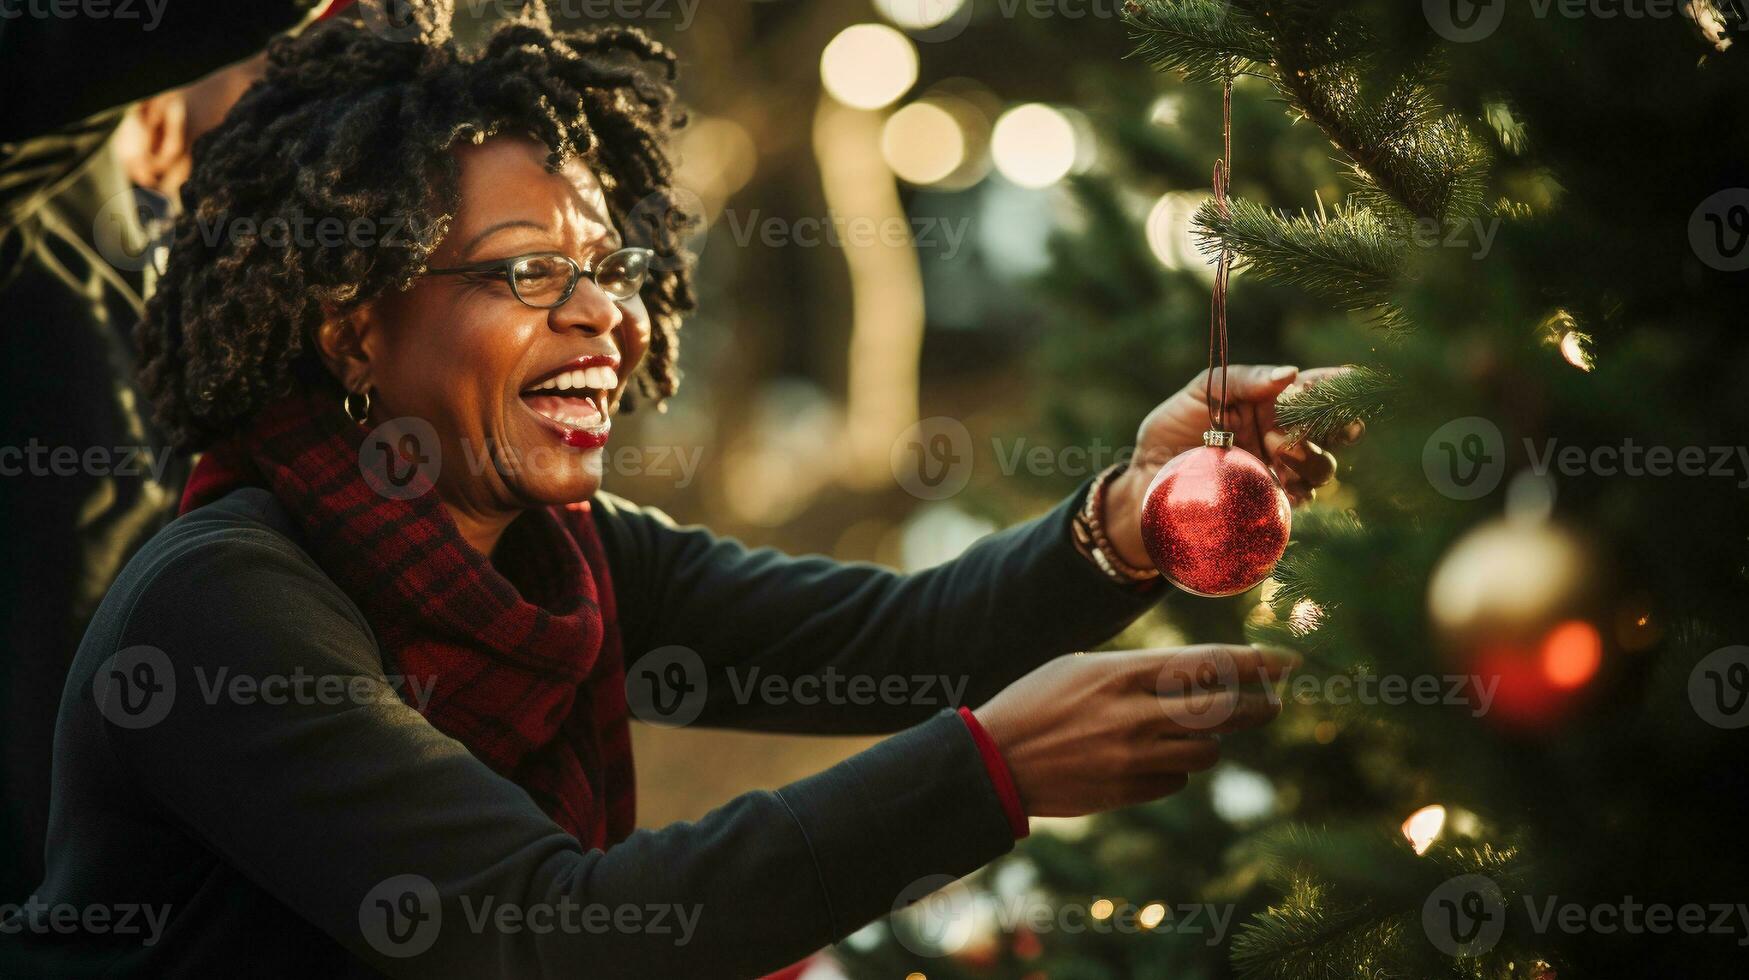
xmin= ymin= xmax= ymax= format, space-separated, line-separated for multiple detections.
xmin=423 ymin=247 xmax=655 ymax=308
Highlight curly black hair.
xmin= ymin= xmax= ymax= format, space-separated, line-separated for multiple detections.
xmin=136 ymin=2 xmax=696 ymax=452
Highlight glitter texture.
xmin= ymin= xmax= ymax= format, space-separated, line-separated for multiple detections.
xmin=1139 ymin=445 xmax=1291 ymax=597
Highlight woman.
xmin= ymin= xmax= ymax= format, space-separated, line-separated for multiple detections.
xmin=4 ymin=8 xmax=1345 ymax=978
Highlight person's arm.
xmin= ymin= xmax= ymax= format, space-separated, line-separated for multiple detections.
xmin=591 ymin=478 xmax=1161 ymax=735
xmin=103 ymin=528 xmax=1017 ymax=979
xmin=0 ymin=0 xmax=317 ymax=142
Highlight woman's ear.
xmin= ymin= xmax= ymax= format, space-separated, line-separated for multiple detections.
xmin=314 ymin=305 xmax=378 ymax=394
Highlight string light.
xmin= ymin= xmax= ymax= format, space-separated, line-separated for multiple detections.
xmin=820 ymin=24 xmax=918 ymax=110
xmin=991 ymin=103 xmax=1077 ymax=188
xmin=882 ymin=101 xmax=967 ymax=186
xmin=1402 ymin=804 xmax=1448 ymax=856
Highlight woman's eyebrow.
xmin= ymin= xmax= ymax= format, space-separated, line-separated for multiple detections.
xmin=460 ymin=219 xmax=547 ymax=258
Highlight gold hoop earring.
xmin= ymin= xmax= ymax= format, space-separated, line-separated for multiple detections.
xmin=342 ymin=389 xmax=372 ymax=425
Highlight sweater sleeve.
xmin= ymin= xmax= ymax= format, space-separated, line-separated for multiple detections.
xmin=590 ymin=478 xmax=1163 ymax=734
xmin=0 ymin=0 xmax=315 ymax=143
xmin=98 ymin=527 xmax=1016 ymax=979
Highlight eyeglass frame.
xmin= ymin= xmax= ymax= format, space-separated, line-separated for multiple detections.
xmin=422 ymin=246 xmax=656 ymax=308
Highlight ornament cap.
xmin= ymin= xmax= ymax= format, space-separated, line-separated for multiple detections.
xmin=1202 ymin=429 xmax=1236 ymax=448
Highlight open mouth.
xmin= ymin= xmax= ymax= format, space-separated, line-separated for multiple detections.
xmin=520 ymin=357 xmax=619 ymax=449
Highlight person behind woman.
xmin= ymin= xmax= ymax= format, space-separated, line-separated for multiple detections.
xmin=3 ymin=5 xmax=1346 ymax=977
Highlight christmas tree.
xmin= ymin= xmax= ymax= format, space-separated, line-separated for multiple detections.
xmin=842 ymin=1 xmax=1749 ymax=977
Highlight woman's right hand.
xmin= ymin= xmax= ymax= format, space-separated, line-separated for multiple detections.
xmin=972 ymin=645 xmax=1296 ymax=818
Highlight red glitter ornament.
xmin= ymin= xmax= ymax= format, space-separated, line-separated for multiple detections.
xmin=1141 ymin=75 xmax=1290 ymax=596
xmin=1140 ymin=430 xmax=1291 ymax=597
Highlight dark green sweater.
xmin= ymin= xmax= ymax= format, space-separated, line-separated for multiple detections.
xmin=1 ymin=482 xmax=1158 ymax=978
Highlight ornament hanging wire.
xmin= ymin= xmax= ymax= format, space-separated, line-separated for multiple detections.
xmin=1205 ymin=73 xmax=1235 ymax=434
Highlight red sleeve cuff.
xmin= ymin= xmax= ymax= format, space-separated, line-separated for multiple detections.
xmin=957 ymin=707 xmax=1029 ymax=840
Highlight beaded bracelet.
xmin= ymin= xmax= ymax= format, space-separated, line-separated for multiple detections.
xmin=1071 ymin=463 xmax=1162 ymax=587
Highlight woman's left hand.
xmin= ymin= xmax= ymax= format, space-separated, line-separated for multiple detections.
xmin=1101 ymin=365 xmax=1363 ymax=570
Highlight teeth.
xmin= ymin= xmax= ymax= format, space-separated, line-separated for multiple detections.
xmin=526 ymin=365 xmax=616 ymax=394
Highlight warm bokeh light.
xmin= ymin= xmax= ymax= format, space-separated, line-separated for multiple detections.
xmin=1402 ymin=804 xmax=1448 ymax=856
xmin=1089 ymin=898 xmax=1115 ymax=920
xmin=882 ymin=101 xmax=966 ymax=186
xmin=1541 ymin=619 xmax=1604 ymax=689
xmin=1138 ymin=903 xmax=1167 ymax=929
xmin=674 ymin=114 xmax=758 ymax=215
xmin=1560 ymin=330 xmax=1595 ymax=371
xmin=820 ymin=24 xmax=918 ymax=110
xmin=1289 ymin=597 xmax=1325 ymax=636
xmin=1146 ymin=191 xmax=1221 ymax=279
xmin=1427 ymin=519 xmax=1589 ymax=634
xmin=874 ymin=0 xmax=969 ymax=30
xmin=991 ymin=103 xmax=1076 ymax=188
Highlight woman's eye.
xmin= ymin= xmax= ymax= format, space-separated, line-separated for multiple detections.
xmin=514 ymin=257 xmax=565 ymax=284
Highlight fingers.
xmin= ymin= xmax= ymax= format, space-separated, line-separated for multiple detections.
xmin=1195 ymin=364 xmax=1299 ymax=405
xmin=1156 ymin=686 xmax=1283 ymax=734
xmin=1270 ymin=434 xmax=1338 ymax=485
xmin=1135 ymin=643 xmax=1300 ymax=689
xmin=1134 ymin=644 xmax=1295 ymax=734
xmin=1112 ymin=772 xmax=1191 ymax=808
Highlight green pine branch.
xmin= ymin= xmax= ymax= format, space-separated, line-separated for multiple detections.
xmin=1264 ymin=8 xmax=1489 ymax=224
xmin=1273 ymin=364 xmax=1397 ymax=443
xmin=1193 ymin=197 xmax=1406 ymax=318
xmin=1230 ymin=874 xmax=1413 ymax=980
xmin=1128 ymin=1 xmax=1490 ymax=224
xmin=1123 ymin=0 xmax=1275 ymax=84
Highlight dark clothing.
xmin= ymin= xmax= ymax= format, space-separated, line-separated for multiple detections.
xmin=3 ymin=481 xmax=1157 ymax=978
xmin=0 ymin=0 xmax=314 ymax=900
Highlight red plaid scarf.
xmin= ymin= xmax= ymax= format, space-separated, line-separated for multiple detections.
xmin=179 ymin=392 xmax=634 ymax=848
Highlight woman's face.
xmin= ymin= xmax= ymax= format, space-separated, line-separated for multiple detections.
xmin=347 ymin=137 xmax=650 ymax=519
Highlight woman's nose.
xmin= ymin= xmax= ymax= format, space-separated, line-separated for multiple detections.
xmin=550 ymin=276 xmax=623 ymax=336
